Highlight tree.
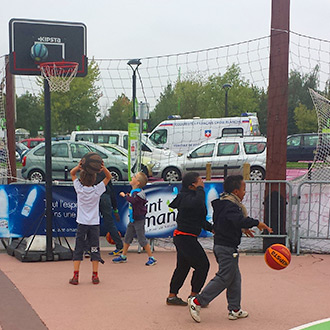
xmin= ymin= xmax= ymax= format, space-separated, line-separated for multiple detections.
xmin=294 ymin=103 xmax=318 ymax=133
xmin=98 ymin=94 xmax=132 ymax=130
xmin=44 ymin=59 xmax=101 ymax=134
xmin=16 ymin=92 xmax=44 ymax=136
xmin=288 ymin=67 xmax=319 ymax=135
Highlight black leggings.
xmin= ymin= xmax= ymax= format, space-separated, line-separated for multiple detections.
xmin=169 ymin=235 xmax=210 ymax=295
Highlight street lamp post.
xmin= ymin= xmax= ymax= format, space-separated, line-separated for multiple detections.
xmin=222 ymin=83 xmax=232 ymax=117
xmin=127 ymin=59 xmax=142 ymax=123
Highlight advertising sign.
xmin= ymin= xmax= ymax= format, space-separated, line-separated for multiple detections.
xmin=0 ymin=182 xmax=224 ymax=239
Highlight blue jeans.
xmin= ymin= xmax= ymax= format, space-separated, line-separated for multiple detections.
xmin=99 ymin=193 xmax=123 ymax=250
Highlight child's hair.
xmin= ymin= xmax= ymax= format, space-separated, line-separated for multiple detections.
xmin=135 ymin=172 xmax=148 ymax=187
xmin=182 ymin=172 xmax=200 ymax=189
xmin=80 ymin=169 xmax=97 ymax=187
xmin=223 ymin=175 xmax=244 ymax=193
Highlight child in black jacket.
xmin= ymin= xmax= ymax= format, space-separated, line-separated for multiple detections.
xmin=188 ymin=175 xmax=273 ymax=323
xmin=166 ymin=172 xmax=213 ymax=306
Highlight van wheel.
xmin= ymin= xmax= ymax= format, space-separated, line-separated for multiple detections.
xmin=250 ymin=166 xmax=265 ymax=180
xmin=28 ymin=170 xmax=45 ymax=183
xmin=109 ymin=168 xmax=122 ymax=181
xmin=162 ymin=167 xmax=181 ymax=182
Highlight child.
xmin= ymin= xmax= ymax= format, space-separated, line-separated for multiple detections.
xmin=112 ymin=172 xmax=156 ymax=266
xmin=69 ymin=161 xmax=112 ymax=285
xmin=166 ymin=172 xmax=213 ymax=306
xmin=188 ymin=175 xmax=273 ymax=322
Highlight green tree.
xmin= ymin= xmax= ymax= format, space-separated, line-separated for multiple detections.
xmin=288 ymin=67 xmax=319 ymax=135
xmin=16 ymin=92 xmax=44 ymax=136
xmin=98 ymin=94 xmax=132 ymax=130
xmin=294 ymin=103 xmax=318 ymax=133
xmin=45 ymin=60 xmax=101 ymax=134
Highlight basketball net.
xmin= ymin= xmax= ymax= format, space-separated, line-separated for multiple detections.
xmin=40 ymin=62 xmax=79 ymax=93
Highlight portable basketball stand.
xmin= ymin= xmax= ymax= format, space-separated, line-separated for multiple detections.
xmin=7 ymin=18 xmax=87 ymax=262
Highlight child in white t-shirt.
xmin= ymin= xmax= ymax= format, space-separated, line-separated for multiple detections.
xmin=69 ymin=161 xmax=111 ymax=285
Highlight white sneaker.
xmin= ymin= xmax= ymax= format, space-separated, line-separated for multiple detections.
xmin=188 ymin=297 xmax=201 ymax=323
xmin=228 ymin=309 xmax=249 ymax=320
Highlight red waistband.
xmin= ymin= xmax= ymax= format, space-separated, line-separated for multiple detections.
xmin=173 ymin=229 xmax=197 ymax=237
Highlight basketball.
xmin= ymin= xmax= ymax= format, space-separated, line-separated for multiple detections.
xmin=264 ymin=244 xmax=291 ymax=270
xmin=106 ymin=231 xmax=122 ymax=245
xmin=81 ymin=152 xmax=103 ymax=174
xmin=30 ymin=44 xmax=48 ymax=62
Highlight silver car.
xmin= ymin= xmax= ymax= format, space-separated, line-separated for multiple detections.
xmin=21 ymin=141 xmax=128 ymax=182
xmin=151 ymin=136 xmax=267 ymax=181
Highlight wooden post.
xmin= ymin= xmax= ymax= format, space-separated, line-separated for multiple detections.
xmin=206 ymin=162 xmax=211 ymax=181
xmin=5 ymin=55 xmax=17 ymax=183
xmin=266 ymin=0 xmax=290 ymax=180
xmin=243 ymin=163 xmax=250 ymax=180
xmin=264 ymin=0 xmax=290 ymax=251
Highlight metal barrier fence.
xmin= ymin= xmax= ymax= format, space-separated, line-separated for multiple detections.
xmin=243 ymin=180 xmax=293 ymax=251
xmin=295 ymin=181 xmax=330 ymax=255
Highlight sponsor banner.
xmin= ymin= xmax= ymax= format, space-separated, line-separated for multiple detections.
xmin=0 ymin=182 xmax=224 ymax=238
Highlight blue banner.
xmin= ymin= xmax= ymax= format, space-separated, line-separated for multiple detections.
xmin=0 ymin=182 xmax=223 ymax=238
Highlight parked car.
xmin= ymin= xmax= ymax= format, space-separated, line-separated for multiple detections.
xmin=21 ymin=141 xmax=128 ymax=182
xmin=287 ymin=133 xmax=330 ymax=162
xmin=20 ymin=137 xmax=45 ymax=149
xmin=16 ymin=142 xmax=29 ymax=162
xmin=151 ymin=136 xmax=267 ymax=181
xmin=98 ymin=143 xmax=155 ymax=177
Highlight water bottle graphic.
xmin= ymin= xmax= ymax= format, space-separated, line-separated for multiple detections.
xmin=206 ymin=185 xmax=219 ymax=223
xmin=21 ymin=188 xmax=37 ymax=217
xmin=0 ymin=189 xmax=10 ymax=237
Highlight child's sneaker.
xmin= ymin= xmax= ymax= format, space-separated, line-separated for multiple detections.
xmin=228 ymin=309 xmax=249 ymax=320
xmin=108 ymin=249 xmax=123 ymax=256
xmin=166 ymin=296 xmax=187 ymax=306
xmin=84 ymin=251 xmax=90 ymax=258
xmin=69 ymin=275 xmax=79 ymax=285
xmin=92 ymin=275 xmax=100 ymax=285
xmin=188 ymin=297 xmax=201 ymax=323
xmin=145 ymin=256 xmax=157 ymax=266
xmin=112 ymin=255 xmax=127 ymax=263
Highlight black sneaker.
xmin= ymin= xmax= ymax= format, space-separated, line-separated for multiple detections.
xmin=166 ymin=296 xmax=188 ymax=306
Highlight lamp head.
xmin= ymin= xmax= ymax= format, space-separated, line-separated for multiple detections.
xmin=222 ymin=83 xmax=232 ymax=90
xmin=127 ymin=59 xmax=142 ymax=71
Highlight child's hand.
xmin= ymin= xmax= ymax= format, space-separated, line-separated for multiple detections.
xmin=119 ymin=192 xmax=126 ymax=197
xmin=78 ymin=161 xmax=83 ymax=170
xmin=242 ymin=228 xmax=255 ymax=237
xmin=257 ymin=222 xmax=273 ymax=234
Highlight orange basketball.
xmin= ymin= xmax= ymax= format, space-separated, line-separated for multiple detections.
xmin=106 ymin=231 xmax=121 ymax=245
xmin=264 ymin=244 xmax=291 ymax=270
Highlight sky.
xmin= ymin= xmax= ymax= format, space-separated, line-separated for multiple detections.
xmin=1 ymin=0 xmax=329 ymax=60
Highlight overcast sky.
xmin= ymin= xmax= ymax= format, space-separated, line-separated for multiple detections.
xmin=0 ymin=0 xmax=329 ymax=60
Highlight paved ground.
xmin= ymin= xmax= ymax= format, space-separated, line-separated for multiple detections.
xmin=0 ymin=246 xmax=330 ymax=330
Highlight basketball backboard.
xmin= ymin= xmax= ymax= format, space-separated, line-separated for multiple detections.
xmin=9 ymin=18 xmax=87 ymax=77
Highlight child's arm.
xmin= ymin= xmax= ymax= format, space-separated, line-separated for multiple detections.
xmin=257 ymin=221 xmax=273 ymax=233
xmin=70 ymin=162 xmax=82 ymax=181
xmin=101 ymin=165 xmax=112 ymax=186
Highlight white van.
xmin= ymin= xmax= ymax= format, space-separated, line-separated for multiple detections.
xmin=148 ymin=115 xmax=260 ymax=154
xmin=70 ymin=130 xmax=129 ymax=149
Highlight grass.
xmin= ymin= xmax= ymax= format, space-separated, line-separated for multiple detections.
xmin=286 ymin=162 xmax=310 ymax=169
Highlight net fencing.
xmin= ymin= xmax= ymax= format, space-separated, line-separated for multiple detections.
xmin=0 ymin=31 xmax=330 ymax=252
xmin=0 ymin=56 xmax=12 ymax=184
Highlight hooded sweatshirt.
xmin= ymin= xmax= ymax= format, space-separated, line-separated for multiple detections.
xmin=169 ymin=186 xmax=213 ymax=236
xmin=212 ymin=193 xmax=259 ymax=249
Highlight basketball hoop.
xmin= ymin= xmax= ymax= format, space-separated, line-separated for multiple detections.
xmin=40 ymin=61 xmax=79 ymax=93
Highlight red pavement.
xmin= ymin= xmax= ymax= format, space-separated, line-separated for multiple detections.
xmin=1 ymin=249 xmax=330 ymax=330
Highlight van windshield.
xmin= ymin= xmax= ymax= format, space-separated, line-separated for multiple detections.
xmin=149 ymin=129 xmax=167 ymax=146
